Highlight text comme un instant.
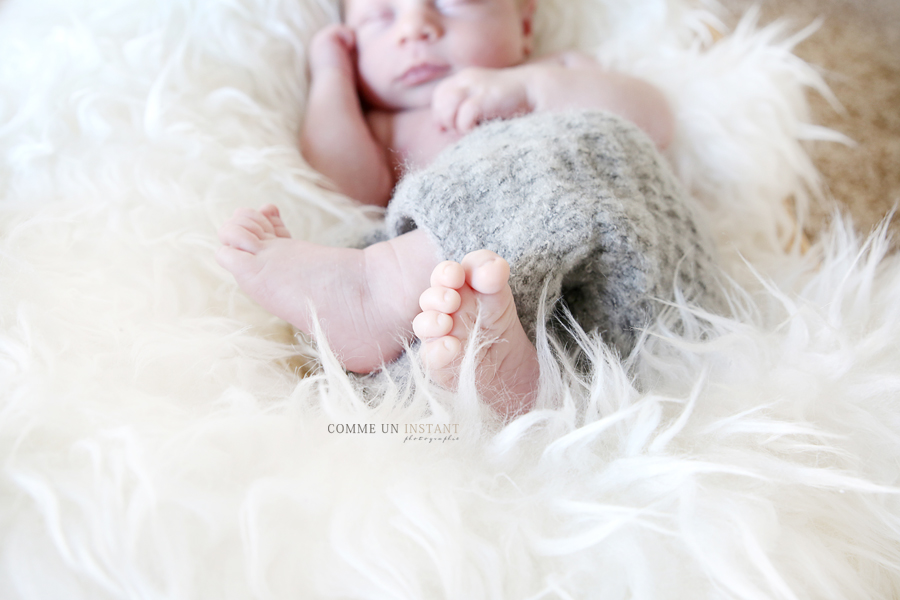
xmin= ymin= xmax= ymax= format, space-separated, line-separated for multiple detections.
xmin=328 ymin=423 xmax=460 ymax=435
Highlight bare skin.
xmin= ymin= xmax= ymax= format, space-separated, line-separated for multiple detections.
xmin=219 ymin=0 xmax=675 ymax=412
xmin=217 ymin=205 xmax=437 ymax=373
xmin=300 ymin=0 xmax=673 ymax=207
xmin=413 ymin=251 xmax=538 ymax=416
xmin=217 ymin=206 xmax=537 ymax=413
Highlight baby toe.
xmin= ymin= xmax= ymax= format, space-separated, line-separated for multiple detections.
xmin=419 ymin=286 xmax=462 ymax=313
xmin=259 ymin=204 xmax=280 ymax=218
xmin=218 ymin=222 xmax=262 ymax=253
xmin=462 ymin=250 xmax=510 ymax=295
xmin=235 ymin=208 xmax=278 ymax=236
xmin=423 ymin=337 xmax=461 ymax=370
xmin=413 ymin=310 xmax=454 ymax=340
xmin=259 ymin=205 xmax=292 ymax=238
xmin=430 ymin=260 xmax=466 ymax=289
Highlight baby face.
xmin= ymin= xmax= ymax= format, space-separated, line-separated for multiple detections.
xmin=344 ymin=0 xmax=534 ymax=110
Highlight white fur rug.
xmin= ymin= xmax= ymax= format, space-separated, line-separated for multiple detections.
xmin=2 ymin=0 xmax=899 ymax=597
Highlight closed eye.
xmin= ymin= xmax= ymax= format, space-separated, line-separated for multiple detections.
xmin=356 ymin=7 xmax=394 ymax=27
xmin=434 ymin=0 xmax=480 ymax=10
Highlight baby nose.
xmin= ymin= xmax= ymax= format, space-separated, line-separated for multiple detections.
xmin=395 ymin=7 xmax=442 ymax=44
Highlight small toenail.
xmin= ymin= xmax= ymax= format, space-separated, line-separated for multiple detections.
xmin=443 ymin=339 xmax=454 ymax=350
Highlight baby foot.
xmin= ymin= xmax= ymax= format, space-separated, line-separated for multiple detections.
xmin=413 ymin=250 xmax=539 ymax=417
xmin=216 ymin=205 xmax=437 ymax=373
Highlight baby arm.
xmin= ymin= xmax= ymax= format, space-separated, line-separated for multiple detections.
xmin=432 ymin=52 xmax=674 ymax=150
xmin=300 ymin=25 xmax=394 ymax=207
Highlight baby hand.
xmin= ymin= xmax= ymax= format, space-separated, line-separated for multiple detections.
xmin=432 ymin=67 xmax=534 ymax=133
xmin=309 ymin=24 xmax=356 ymax=76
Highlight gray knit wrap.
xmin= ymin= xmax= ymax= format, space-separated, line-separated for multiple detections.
xmin=385 ymin=110 xmax=721 ymax=357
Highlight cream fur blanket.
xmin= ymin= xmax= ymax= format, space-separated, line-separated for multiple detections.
xmin=1 ymin=0 xmax=899 ymax=598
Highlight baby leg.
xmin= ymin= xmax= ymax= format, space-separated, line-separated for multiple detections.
xmin=217 ymin=207 xmax=538 ymax=414
xmin=217 ymin=205 xmax=440 ymax=373
xmin=413 ymin=251 xmax=539 ymax=417
xmin=387 ymin=110 xmax=722 ymax=360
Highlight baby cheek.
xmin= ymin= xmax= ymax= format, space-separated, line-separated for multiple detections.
xmin=357 ymin=51 xmax=388 ymax=87
xmin=356 ymin=58 xmax=393 ymax=107
xmin=454 ymin=30 xmax=526 ymax=69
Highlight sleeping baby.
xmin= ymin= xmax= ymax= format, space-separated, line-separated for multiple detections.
xmin=216 ymin=0 xmax=720 ymax=416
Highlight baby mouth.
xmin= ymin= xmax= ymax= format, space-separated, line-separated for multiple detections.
xmin=398 ymin=63 xmax=451 ymax=87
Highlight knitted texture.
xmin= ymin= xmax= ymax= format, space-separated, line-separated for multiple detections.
xmin=386 ymin=110 xmax=721 ymax=356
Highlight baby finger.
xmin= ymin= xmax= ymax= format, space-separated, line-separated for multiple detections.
xmin=432 ymin=81 xmax=468 ymax=132
xmin=455 ymin=96 xmax=484 ymax=133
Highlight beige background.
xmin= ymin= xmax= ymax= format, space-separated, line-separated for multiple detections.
xmin=721 ymin=0 xmax=900 ymax=246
